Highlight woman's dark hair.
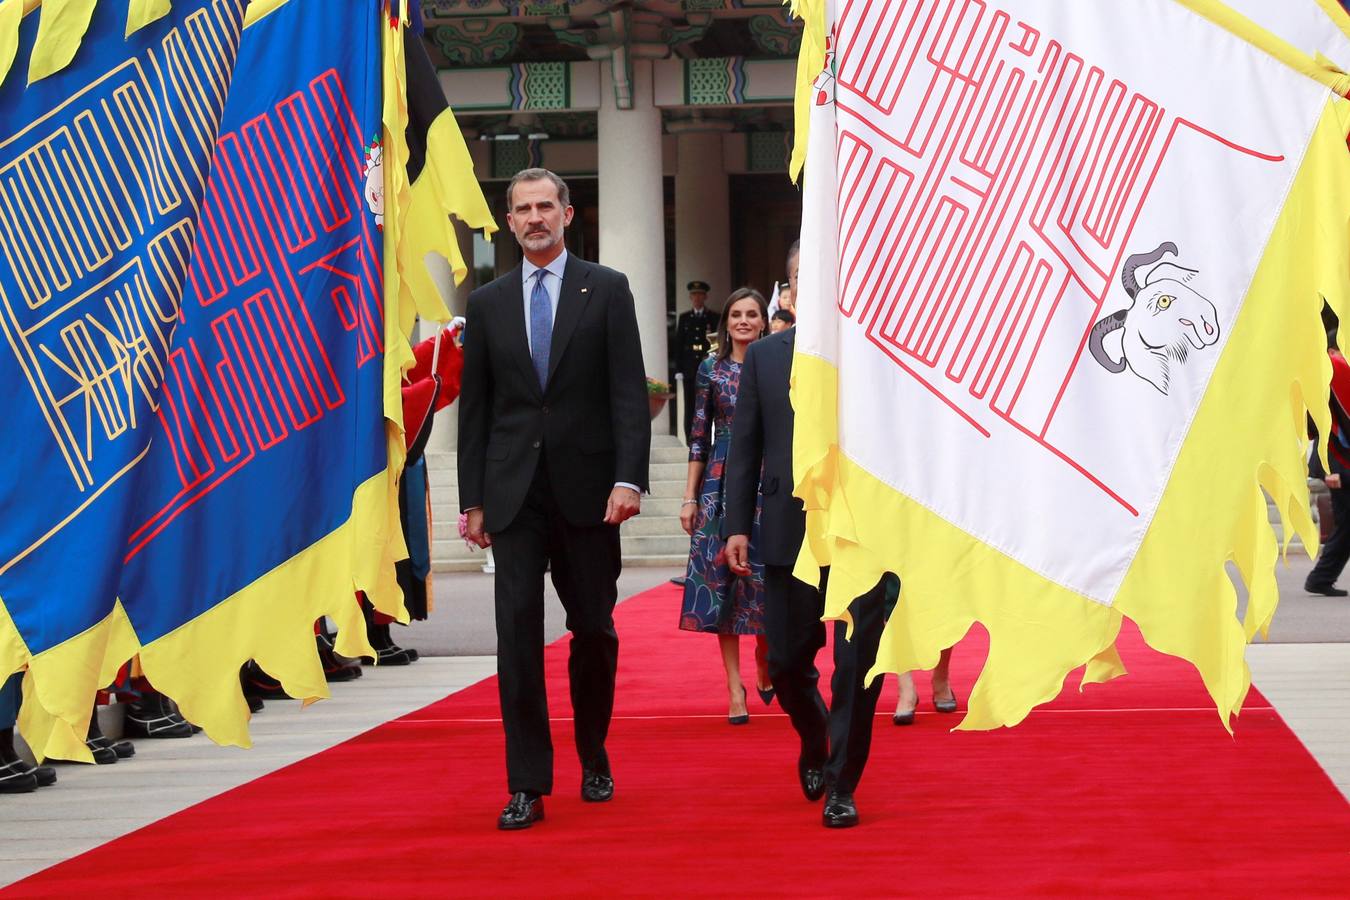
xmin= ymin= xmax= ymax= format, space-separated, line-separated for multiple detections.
xmin=771 ymin=309 xmax=796 ymax=325
xmin=715 ymin=287 xmax=768 ymax=360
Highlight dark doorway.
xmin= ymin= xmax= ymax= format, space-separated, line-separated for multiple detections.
xmin=730 ymin=173 xmax=802 ymax=300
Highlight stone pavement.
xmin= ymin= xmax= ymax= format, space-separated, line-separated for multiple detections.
xmin=2 ymin=559 xmax=1348 ymax=888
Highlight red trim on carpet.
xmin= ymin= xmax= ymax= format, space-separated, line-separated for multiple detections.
xmin=9 ymin=583 xmax=1350 ymax=897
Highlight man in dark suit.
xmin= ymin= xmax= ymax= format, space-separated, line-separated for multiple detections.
xmin=723 ymin=326 xmax=887 ymax=829
xmin=458 ymin=168 xmax=650 ymax=830
xmin=674 ymin=281 xmax=715 ymax=441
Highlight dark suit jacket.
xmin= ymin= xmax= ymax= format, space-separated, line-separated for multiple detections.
xmin=457 ymin=255 xmax=651 ymax=533
xmin=723 ymin=328 xmax=805 ymax=567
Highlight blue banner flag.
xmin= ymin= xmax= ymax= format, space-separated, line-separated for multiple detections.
xmin=0 ymin=0 xmax=419 ymax=758
xmin=0 ymin=0 xmax=248 ymax=757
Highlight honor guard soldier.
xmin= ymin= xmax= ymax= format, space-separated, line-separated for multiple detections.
xmin=675 ymin=280 xmax=715 ymax=441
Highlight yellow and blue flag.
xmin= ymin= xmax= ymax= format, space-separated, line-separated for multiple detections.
xmin=0 ymin=0 xmax=248 ymax=758
xmin=0 ymin=0 xmax=491 ymax=757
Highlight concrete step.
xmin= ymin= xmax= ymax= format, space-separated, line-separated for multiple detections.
xmin=624 ymin=554 xmax=689 ymax=568
xmin=647 ymin=480 xmax=687 ymax=497
xmin=432 ymin=558 xmax=489 ymax=573
xmin=648 ymin=462 xmax=688 ymax=482
xmin=620 ymin=515 xmax=687 ymax=537
xmin=651 ymin=446 xmax=689 ymax=464
xmin=642 ymin=497 xmax=689 ymax=517
xmin=620 ymin=535 xmax=694 ymax=557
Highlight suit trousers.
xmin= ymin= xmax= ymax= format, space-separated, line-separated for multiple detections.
xmin=824 ymin=574 xmax=887 ymax=795
xmin=490 ymin=457 xmax=621 ymax=795
xmin=763 ymin=565 xmax=830 ymax=768
xmin=1309 ymin=484 xmax=1350 ymax=589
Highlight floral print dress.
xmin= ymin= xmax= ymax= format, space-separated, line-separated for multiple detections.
xmin=678 ymin=356 xmax=766 ymax=635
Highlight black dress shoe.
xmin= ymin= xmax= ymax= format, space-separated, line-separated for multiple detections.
xmin=581 ymin=769 xmax=614 ymax=802
xmin=822 ymin=790 xmax=859 ymax=828
xmin=26 ymin=764 xmax=56 ymax=787
xmin=498 ymin=792 xmax=544 ymax=830
xmin=246 ymin=695 xmax=265 ymax=714
xmin=798 ymin=756 xmax=826 ymax=802
xmin=1305 ymin=582 xmax=1349 ymax=597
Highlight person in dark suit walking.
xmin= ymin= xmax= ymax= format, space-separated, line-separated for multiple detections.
xmin=723 ymin=326 xmax=887 ymax=829
xmin=458 ymin=168 xmax=651 ymax=830
xmin=675 ymin=281 xmax=716 ymax=441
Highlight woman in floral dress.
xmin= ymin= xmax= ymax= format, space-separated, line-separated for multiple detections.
xmin=678 ymin=288 xmax=771 ymax=724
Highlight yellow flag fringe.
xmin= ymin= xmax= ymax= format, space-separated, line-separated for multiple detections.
xmin=125 ymin=0 xmax=170 ymax=37
xmin=26 ymin=0 xmax=95 ymax=83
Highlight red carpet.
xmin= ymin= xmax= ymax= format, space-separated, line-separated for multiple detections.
xmin=9 ymin=582 xmax=1350 ymax=897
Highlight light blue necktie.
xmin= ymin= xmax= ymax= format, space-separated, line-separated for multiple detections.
xmin=529 ymin=269 xmax=552 ymax=387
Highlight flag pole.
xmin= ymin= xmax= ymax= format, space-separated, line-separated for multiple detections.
xmin=430 ymin=320 xmax=445 ymax=377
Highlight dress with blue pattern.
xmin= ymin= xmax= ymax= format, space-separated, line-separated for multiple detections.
xmin=678 ymin=356 xmax=766 ymax=635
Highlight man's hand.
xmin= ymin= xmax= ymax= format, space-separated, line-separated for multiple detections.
xmin=726 ymin=534 xmax=751 ymax=576
xmin=604 ymin=486 xmax=641 ymax=525
xmin=466 ymin=508 xmax=491 ymax=548
xmin=1329 ymin=473 xmax=1343 ymax=490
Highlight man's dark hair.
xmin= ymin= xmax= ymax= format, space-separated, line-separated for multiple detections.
xmin=771 ymin=309 xmax=796 ymax=325
xmin=506 ymin=168 xmax=570 ymax=210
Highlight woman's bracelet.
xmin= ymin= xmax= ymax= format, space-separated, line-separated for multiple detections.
xmin=681 ymin=499 xmax=698 ymax=507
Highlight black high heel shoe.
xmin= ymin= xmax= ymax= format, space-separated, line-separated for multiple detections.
xmin=933 ymin=686 xmax=958 ymax=714
xmin=756 ymin=683 xmax=775 ymax=706
xmin=893 ymin=690 xmax=918 ymax=725
xmin=728 ymin=686 xmax=750 ymax=725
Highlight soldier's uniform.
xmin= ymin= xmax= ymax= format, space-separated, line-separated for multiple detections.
xmin=674 ymin=281 xmax=715 ymax=442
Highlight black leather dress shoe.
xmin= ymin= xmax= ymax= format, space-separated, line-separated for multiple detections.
xmin=798 ymin=756 xmax=826 ymax=802
xmin=822 ymin=790 xmax=859 ymax=828
xmin=498 ymin=792 xmax=544 ymax=830
xmin=581 ymin=769 xmax=614 ymax=802
xmin=1306 ymin=582 xmax=1349 ymax=597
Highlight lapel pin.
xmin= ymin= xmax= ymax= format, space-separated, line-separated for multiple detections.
xmin=580 ymin=288 xmax=589 ymax=294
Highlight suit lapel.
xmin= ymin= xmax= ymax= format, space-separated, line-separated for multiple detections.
xmin=547 ymin=255 xmax=592 ymax=385
xmin=501 ymin=265 xmax=542 ymax=398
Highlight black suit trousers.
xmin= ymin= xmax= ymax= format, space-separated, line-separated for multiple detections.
xmin=825 ymin=574 xmax=887 ymax=795
xmin=763 ymin=565 xmax=829 ymax=767
xmin=490 ymin=458 xmax=621 ymax=795
xmin=763 ymin=565 xmax=886 ymax=795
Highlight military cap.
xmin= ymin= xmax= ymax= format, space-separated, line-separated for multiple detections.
xmin=686 ymin=280 xmax=710 ymax=293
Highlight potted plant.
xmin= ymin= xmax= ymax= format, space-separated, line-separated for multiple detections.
xmin=646 ymin=376 xmax=675 ymax=420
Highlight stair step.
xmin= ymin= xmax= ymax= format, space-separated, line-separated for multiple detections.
xmin=641 ymin=497 xmax=688 ymax=517
xmin=624 ymin=554 xmax=689 ymax=567
xmin=650 ymin=447 xmax=689 ymax=464
xmin=619 ymin=535 xmax=694 ymax=556
xmin=621 ymin=515 xmax=688 ymax=537
xmin=648 ymin=462 xmax=687 ymax=481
